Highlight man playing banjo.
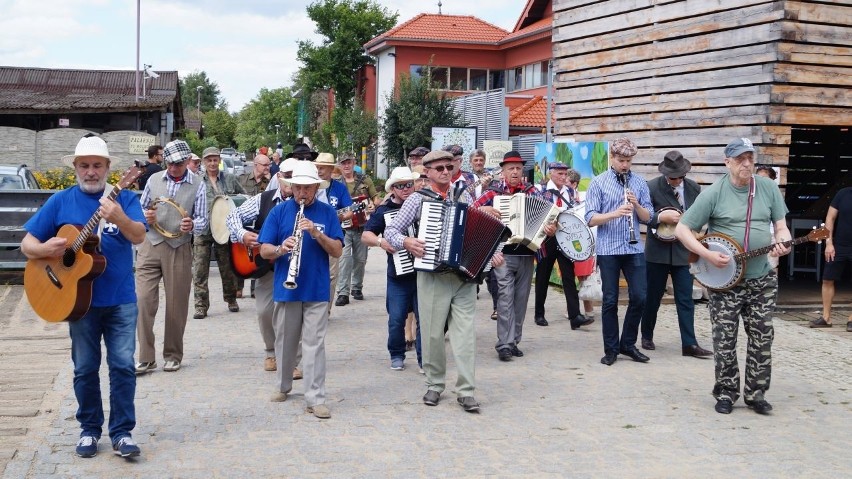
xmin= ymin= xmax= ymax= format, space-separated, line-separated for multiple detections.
xmin=640 ymin=151 xmax=712 ymax=358
xmin=675 ymin=138 xmax=791 ymax=415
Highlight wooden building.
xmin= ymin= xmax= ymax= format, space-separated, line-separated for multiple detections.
xmin=553 ymin=0 xmax=851 ymax=216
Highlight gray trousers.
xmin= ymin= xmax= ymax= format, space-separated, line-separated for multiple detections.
xmin=417 ymin=272 xmax=477 ymax=397
xmin=257 ymin=273 xmax=302 ymax=363
xmin=494 ymin=255 xmax=535 ymax=351
xmin=273 ymin=301 xmax=328 ymax=407
xmin=336 ymin=228 xmax=368 ymax=296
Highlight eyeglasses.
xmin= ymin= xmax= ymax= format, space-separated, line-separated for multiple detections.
xmin=392 ymin=181 xmax=414 ymax=190
xmin=427 ymin=164 xmax=455 ymax=173
xmin=255 ymin=162 xmax=271 ymax=167
xmin=668 ymin=176 xmax=685 ymax=181
xmin=167 ymin=161 xmax=185 ymax=167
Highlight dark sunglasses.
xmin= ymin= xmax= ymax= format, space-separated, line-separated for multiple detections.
xmin=427 ymin=164 xmax=455 ymax=173
xmin=392 ymin=181 xmax=414 ymax=190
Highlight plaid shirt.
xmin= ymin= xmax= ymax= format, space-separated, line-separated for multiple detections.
xmin=385 ymin=187 xmax=473 ymax=252
xmin=472 ymin=180 xmax=541 ymax=208
xmin=226 ymin=189 xmax=288 ymax=242
xmin=140 ymin=170 xmax=208 ymax=235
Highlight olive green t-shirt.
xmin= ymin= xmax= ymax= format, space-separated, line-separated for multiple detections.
xmin=681 ymin=174 xmax=788 ymax=279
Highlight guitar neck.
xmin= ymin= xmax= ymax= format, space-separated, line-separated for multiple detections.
xmin=71 ymin=185 xmax=122 ymax=252
xmin=735 ymin=235 xmax=810 ymax=261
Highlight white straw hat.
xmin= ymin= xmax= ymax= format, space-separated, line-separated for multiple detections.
xmin=283 ymin=161 xmax=329 ymax=189
xmin=385 ymin=166 xmax=417 ymax=193
xmin=62 ymin=136 xmax=110 ymax=167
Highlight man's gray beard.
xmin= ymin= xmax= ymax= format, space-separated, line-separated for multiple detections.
xmin=78 ymin=174 xmax=107 ymax=194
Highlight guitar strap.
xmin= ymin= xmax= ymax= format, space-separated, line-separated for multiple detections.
xmin=743 ymin=176 xmax=756 ymax=251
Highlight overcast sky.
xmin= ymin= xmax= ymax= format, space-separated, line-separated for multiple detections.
xmin=0 ymin=0 xmax=526 ymax=112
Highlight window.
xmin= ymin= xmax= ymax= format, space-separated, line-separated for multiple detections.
xmin=489 ymin=70 xmax=505 ymax=90
xmin=508 ymin=66 xmax=523 ymax=92
xmin=470 ymin=69 xmax=487 ymax=90
xmin=526 ymin=65 xmax=535 ymax=90
xmin=410 ymin=65 xmax=427 ymax=80
xmin=430 ymin=67 xmax=448 ymax=89
xmin=449 ymin=67 xmax=468 ymax=90
xmin=541 ymin=61 xmax=550 ymax=86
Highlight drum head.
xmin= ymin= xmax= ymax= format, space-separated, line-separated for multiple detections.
xmin=211 ymin=195 xmax=236 ymax=244
xmin=555 ymin=211 xmax=595 ymax=261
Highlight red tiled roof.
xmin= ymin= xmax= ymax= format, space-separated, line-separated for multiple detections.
xmin=509 ymin=96 xmax=553 ymax=128
xmin=0 ymin=66 xmax=179 ymax=113
xmin=365 ymin=14 xmax=509 ymax=50
xmin=501 ymin=17 xmax=551 ymax=43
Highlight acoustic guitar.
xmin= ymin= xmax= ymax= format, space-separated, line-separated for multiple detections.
xmin=689 ymin=226 xmax=829 ymax=291
xmin=24 ymin=167 xmax=142 ymax=322
xmin=230 ymin=238 xmax=272 ymax=279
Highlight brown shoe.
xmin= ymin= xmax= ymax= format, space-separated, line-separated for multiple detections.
xmin=228 ymin=301 xmax=240 ymax=312
xmin=682 ymin=344 xmax=713 ymax=358
xmin=270 ymin=392 xmax=288 ymax=402
xmin=264 ymin=357 xmax=277 ymax=371
xmin=292 ymin=367 xmax=303 ymax=380
xmin=306 ymin=404 xmax=331 ymax=419
xmin=809 ymin=316 xmax=832 ymax=328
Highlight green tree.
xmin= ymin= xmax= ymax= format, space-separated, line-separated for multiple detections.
xmin=312 ymin=100 xmax=378 ymax=156
xmin=297 ymin=0 xmax=397 ymax=109
xmin=180 ymin=71 xmax=225 ymax=116
xmin=381 ymin=73 xmax=466 ymax=167
xmin=202 ymin=109 xmax=238 ymax=148
xmin=555 ymin=143 xmax=573 ymax=167
xmin=180 ymin=129 xmax=218 ymax=155
xmin=592 ymin=141 xmax=608 ymax=175
xmin=235 ymin=88 xmax=299 ymax=153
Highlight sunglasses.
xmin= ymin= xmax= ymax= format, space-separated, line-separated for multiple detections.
xmin=392 ymin=181 xmax=414 ymax=190
xmin=427 ymin=164 xmax=455 ymax=173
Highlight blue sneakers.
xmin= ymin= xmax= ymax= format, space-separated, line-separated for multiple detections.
xmin=75 ymin=435 xmax=98 ymax=458
xmin=112 ymin=436 xmax=141 ymax=458
xmin=390 ymin=358 xmax=404 ymax=371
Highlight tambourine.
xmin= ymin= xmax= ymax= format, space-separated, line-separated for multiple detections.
xmin=651 ymin=207 xmax=681 ymax=242
xmin=150 ymin=197 xmax=188 ymax=239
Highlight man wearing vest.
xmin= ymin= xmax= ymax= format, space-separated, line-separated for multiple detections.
xmin=135 ymin=140 xmax=208 ymax=374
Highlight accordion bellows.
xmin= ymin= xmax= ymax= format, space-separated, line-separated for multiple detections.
xmin=493 ymin=193 xmax=560 ymax=251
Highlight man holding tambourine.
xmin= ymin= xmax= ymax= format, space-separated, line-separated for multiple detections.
xmin=640 ymin=151 xmax=712 ymax=359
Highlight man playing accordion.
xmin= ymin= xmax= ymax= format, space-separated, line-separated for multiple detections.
xmin=385 ymin=150 xmax=505 ymax=413
xmin=473 ymin=151 xmax=557 ymax=362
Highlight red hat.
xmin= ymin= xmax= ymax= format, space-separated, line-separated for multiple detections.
xmin=499 ymin=150 xmax=524 ymax=167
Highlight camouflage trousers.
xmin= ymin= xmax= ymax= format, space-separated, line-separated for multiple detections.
xmin=708 ymin=272 xmax=777 ymax=403
xmin=192 ymin=234 xmax=238 ymax=312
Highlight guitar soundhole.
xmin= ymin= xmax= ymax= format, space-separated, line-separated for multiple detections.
xmin=62 ymin=249 xmax=76 ymax=267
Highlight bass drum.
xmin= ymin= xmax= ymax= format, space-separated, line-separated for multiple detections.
xmin=210 ymin=195 xmax=248 ymax=244
xmin=555 ymin=211 xmax=595 ymax=261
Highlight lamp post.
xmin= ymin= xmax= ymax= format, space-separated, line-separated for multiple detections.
xmin=274 ymin=124 xmax=280 ymax=141
xmin=196 ymin=85 xmax=203 ymax=119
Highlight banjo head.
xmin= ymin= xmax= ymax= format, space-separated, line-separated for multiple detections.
xmin=696 ymin=235 xmax=744 ymax=291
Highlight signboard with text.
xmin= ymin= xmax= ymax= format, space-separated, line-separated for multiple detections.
xmin=128 ymin=134 xmax=155 ymax=155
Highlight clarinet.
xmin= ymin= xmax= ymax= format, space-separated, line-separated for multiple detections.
xmin=283 ymin=199 xmax=306 ymax=289
xmin=616 ymin=172 xmax=639 ymax=245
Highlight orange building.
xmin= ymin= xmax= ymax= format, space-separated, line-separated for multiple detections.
xmin=362 ymin=0 xmax=554 ymax=176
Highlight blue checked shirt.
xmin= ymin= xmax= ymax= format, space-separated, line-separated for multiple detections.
xmin=584 ymin=169 xmax=653 ymax=256
xmin=140 ymin=171 xmax=208 ymax=235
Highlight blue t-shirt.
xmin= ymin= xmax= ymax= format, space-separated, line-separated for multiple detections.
xmin=258 ymin=198 xmax=344 ymax=302
xmin=24 ymin=186 xmax=146 ymax=307
xmin=318 ymin=179 xmax=353 ymax=210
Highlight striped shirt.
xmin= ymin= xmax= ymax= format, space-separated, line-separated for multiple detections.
xmin=225 ymin=189 xmax=287 ymax=242
xmin=584 ymin=168 xmax=653 ymax=255
xmin=140 ymin=171 xmax=208 ymax=235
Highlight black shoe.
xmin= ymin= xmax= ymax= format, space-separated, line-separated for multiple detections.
xmin=600 ymin=352 xmax=617 ymax=366
xmin=715 ymin=398 xmax=733 ymax=414
xmin=352 ymin=290 xmax=364 ymax=300
xmin=491 ymin=310 xmax=497 ymax=320
xmin=534 ymin=316 xmax=548 ymax=326
xmin=744 ymin=398 xmax=773 ymax=415
xmin=682 ymin=344 xmax=713 ymax=358
xmin=334 ymin=295 xmax=349 ymax=306
xmin=620 ymin=347 xmax=650 ymax=363
xmin=423 ymin=390 xmax=440 ymax=406
xmin=570 ymin=314 xmax=593 ymax=330
xmin=641 ymin=338 xmax=656 ymax=350
xmin=498 ymin=349 xmax=513 ymax=361
xmin=511 ymin=345 xmax=524 ymax=357
xmin=457 ymin=396 xmax=480 ymax=413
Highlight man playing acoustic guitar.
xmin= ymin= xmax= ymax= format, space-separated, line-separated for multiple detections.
xmin=675 ymin=138 xmax=791 ymax=416
xmin=22 ymin=135 xmax=147 ymax=458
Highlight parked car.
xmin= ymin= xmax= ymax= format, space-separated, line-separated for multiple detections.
xmin=222 ymin=157 xmax=245 ymax=176
xmin=0 ymin=164 xmax=41 ymax=190
xmin=221 ymin=147 xmax=237 ymax=157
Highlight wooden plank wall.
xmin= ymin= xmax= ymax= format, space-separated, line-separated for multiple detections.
xmin=552 ymin=0 xmax=852 ymax=188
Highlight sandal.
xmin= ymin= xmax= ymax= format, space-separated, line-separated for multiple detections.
xmin=809 ymin=316 xmax=832 ymax=328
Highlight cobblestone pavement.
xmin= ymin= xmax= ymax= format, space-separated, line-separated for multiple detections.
xmin=2 ymin=252 xmax=851 ymax=478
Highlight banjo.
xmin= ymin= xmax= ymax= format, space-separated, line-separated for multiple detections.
xmin=689 ymin=227 xmax=829 ymax=291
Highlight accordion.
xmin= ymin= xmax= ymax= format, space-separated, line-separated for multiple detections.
xmin=493 ymin=193 xmax=560 ymax=251
xmin=414 ymin=199 xmax=510 ymax=282
xmin=383 ymin=209 xmax=415 ymax=276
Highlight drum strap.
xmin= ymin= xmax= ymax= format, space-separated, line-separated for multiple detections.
xmin=547 ymin=188 xmax=574 ymax=209
xmin=743 ymin=176 xmax=756 ymax=251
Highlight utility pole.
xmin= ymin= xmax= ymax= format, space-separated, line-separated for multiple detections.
xmin=196 ymin=85 xmax=203 ymax=118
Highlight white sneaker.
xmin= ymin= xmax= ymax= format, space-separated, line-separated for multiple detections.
xmin=163 ymin=360 xmax=181 ymax=372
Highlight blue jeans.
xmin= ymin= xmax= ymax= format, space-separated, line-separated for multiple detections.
xmin=598 ymin=254 xmax=647 ymax=354
xmin=69 ymin=303 xmax=138 ymax=444
xmin=641 ymin=262 xmax=698 ymax=347
xmin=386 ymin=274 xmax=421 ymax=365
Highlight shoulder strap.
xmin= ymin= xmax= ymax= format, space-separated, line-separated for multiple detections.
xmin=415 ymin=189 xmax=442 ymax=201
xmin=547 ymin=188 xmax=573 ymax=208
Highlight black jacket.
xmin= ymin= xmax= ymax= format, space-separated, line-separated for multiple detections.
xmin=644 ymin=175 xmax=700 ymax=265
